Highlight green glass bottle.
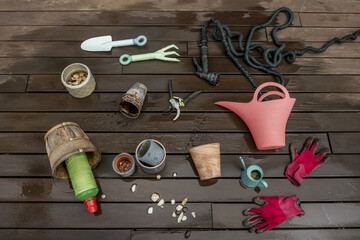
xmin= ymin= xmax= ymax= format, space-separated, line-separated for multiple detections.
xmin=66 ymin=152 xmax=99 ymax=214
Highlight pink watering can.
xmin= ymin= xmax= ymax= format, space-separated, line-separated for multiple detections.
xmin=215 ymin=82 xmax=296 ymax=150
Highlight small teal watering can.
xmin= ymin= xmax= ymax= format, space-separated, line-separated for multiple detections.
xmin=240 ymin=157 xmax=268 ymax=189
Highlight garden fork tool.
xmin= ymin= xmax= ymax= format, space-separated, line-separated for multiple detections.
xmin=163 ymin=80 xmax=202 ymax=121
xmin=119 ymin=44 xmax=180 ymax=65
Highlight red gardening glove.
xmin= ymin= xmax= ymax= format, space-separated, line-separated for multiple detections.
xmin=285 ymin=137 xmax=330 ymax=186
xmin=243 ymin=195 xmax=304 ymax=233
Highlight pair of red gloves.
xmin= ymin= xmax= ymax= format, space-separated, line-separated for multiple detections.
xmin=243 ymin=138 xmax=330 ymax=233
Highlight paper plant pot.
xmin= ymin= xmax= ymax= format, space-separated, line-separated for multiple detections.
xmin=61 ymin=63 xmax=96 ymax=98
xmin=189 ymin=143 xmax=221 ymax=180
xmin=44 ymin=122 xmax=101 ymax=180
xmin=215 ymin=82 xmax=295 ymax=150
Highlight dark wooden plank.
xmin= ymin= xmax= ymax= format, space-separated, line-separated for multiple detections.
xmin=0 ymin=178 xmax=358 ymax=202
xmin=0 ymin=230 xmax=131 ymax=240
xmin=131 ymin=229 xmax=360 ymax=240
xmin=123 ymin=58 xmax=360 ymax=75
xmin=0 ymin=26 xmax=266 ymax=41
xmin=189 ymin=41 xmax=360 ymax=58
xmin=27 ymin=75 xmax=360 ymax=93
xmin=1 ymin=154 xmax=358 ymax=178
xmin=0 ymin=41 xmax=187 ymax=57
xmin=0 ymin=11 xmax=301 ymax=26
xmin=300 ymin=13 xmax=360 ymax=27
xmin=0 ymin=0 xmax=306 ymax=12
xmin=0 ymin=93 xmax=358 ymax=112
xmin=213 ymin=203 xmax=360 ymax=229
xmin=0 ymin=203 xmax=211 ymax=228
xmin=0 ymin=58 xmax=122 ymax=75
xmin=329 ymin=133 xmax=360 ymax=154
xmin=0 ymin=132 xmax=329 ymax=154
xmin=266 ymin=27 xmax=360 ymax=42
xmin=1 ymin=113 xmax=359 ymax=132
xmin=302 ymin=0 xmax=360 ymax=13
xmin=2 ymin=57 xmax=360 ymax=75
xmin=0 ymin=75 xmax=27 ymax=92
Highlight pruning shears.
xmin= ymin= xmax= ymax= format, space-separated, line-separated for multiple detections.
xmin=162 ymin=80 xmax=202 ymax=121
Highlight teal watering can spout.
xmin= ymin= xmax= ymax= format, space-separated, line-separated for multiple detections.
xmin=240 ymin=156 xmax=247 ymax=170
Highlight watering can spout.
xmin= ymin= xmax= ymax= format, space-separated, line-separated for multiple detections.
xmin=215 ymin=101 xmax=249 ymax=118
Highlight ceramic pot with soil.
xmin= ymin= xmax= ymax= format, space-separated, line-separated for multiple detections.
xmin=112 ymin=153 xmax=136 ymax=177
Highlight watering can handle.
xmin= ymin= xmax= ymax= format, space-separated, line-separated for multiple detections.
xmin=239 ymin=157 xmax=247 ymax=170
xmin=258 ymin=91 xmax=286 ymax=102
xmin=252 ymin=82 xmax=290 ymax=102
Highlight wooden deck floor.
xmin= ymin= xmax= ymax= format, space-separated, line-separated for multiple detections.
xmin=0 ymin=1 xmax=359 ymax=239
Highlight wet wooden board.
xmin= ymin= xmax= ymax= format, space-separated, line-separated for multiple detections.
xmin=122 ymin=58 xmax=360 ymax=75
xmin=266 ymin=27 xmax=360 ymax=42
xmin=131 ymin=229 xmax=360 ymax=240
xmin=300 ymin=13 xmax=360 ymax=27
xmin=27 ymin=74 xmax=360 ymax=93
xmin=329 ymin=133 xmax=360 ymax=154
xmin=0 ymin=26 xmax=266 ymax=41
xmin=0 ymin=132 xmax=329 ymax=154
xmin=0 ymin=203 xmax=212 ymax=228
xmin=302 ymin=0 xmax=360 ymax=13
xmin=0 ymin=11 xmax=301 ymax=26
xmin=0 ymin=230 xmax=132 ymax=240
xmin=1 ymin=154 xmax=358 ymax=178
xmin=0 ymin=0 xmax=306 ymax=12
xmin=2 ymin=57 xmax=360 ymax=75
xmin=0 ymin=178 xmax=359 ymax=202
xmin=188 ymin=42 xmax=360 ymax=58
xmin=0 ymin=41 xmax=187 ymax=57
xmin=0 ymin=75 xmax=27 ymax=92
xmin=0 ymin=93 xmax=358 ymax=112
xmin=213 ymin=203 xmax=360 ymax=228
xmin=1 ymin=112 xmax=359 ymax=132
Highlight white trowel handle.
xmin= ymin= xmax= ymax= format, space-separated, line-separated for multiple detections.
xmin=110 ymin=35 xmax=147 ymax=47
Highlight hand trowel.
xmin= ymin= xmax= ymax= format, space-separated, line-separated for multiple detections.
xmin=81 ymin=35 xmax=147 ymax=52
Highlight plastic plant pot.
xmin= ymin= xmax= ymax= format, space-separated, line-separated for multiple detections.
xmin=61 ymin=63 xmax=96 ymax=98
xmin=112 ymin=153 xmax=135 ymax=177
xmin=135 ymin=139 xmax=167 ymax=174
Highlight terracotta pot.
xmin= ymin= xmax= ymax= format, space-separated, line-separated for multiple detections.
xmin=112 ymin=153 xmax=135 ymax=177
xmin=189 ymin=143 xmax=221 ymax=180
xmin=215 ymin=82 xmax=296 ymax=150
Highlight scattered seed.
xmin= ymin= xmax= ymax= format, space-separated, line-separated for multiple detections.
xmin=177 ymin=212 xmax=184 ymax=223
xmin=175 ymin=210 xmax=182 ymax=215
xmin=156 ymin=175 xmax=161 ymax=180
xmin=151 ymin=193 xmax=160 ymax=202
xmin=157 ymin=199 xmax=165 ymax=207
xmin=183 ymin=206 xmax=188 ymax=213
xmin=172 ymin=172 xmax=177 ymax=177
xmin=182 ymin=215 xmax=187 ymax=221
xmin=172 ymin=212 xmax=177 ymax=218
xmin=191 ymin=212 xmax=196 ymax=218
xmin=171 ymin=199 xmax=175 ymax=205
xmin=176 ymin=204 xmax=183 ymax=211
xmin=101 ymin=194 xmax=106 ymax=199
xmin=148 ymin=207 xmax=153 ymax=215
xmin=160 ymin=205 xmax=164 ymax=209
xmin=182 ymin=198 xmax=188 ymax=206
xmin=185 ymin=230 xmax=191 ymax=239
xmin=131 ymin=184 xmax=137 ymax=192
